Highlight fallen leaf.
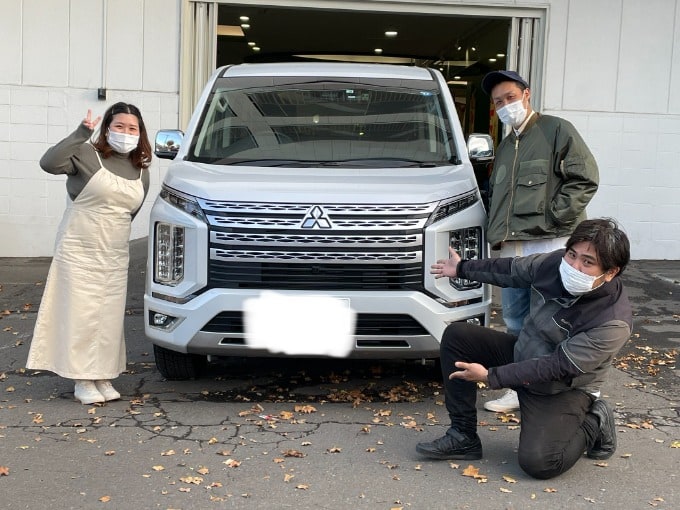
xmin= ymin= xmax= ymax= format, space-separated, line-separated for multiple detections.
xmin=197 ymin=467 xmax=210 ymax=475
xmin=284 ymin=473 xmax=295 ymax=482
xmin=283 ymin=449 xmax=305 ymax=458
xmin=180 ymin=476 xmax=203 ymax=485
xmin=295 ymin=405 xmax=317 ymax=414
xmin=461 ymin=464 xmax=487 ymax=481
xmin=99 ymin=495 xmax=111 ymax=502
xmin=0 ymin=466 xmax=9 ymax=476
xmin=223 ymin=459 xmax=241 ymax=468
xmin=544 ymin=487 xmax=558 ymax=493
xmin=499 ymin=487 xmax=512 ymax=493
xmin=594 ymin=462 xmax=608 ymax=467
xmin=161 ymin=449 xmax=176 ymax=456
xmin=296 ymin=484 xmax=309 ymax=490
xmin=670 ymin=441 xmax=680 ymax=448
xmin=327 ymin=447 xmax=341 ymax=453
xmin=152 ymin=465 xmax=165 ymax=471
xmin=502 ymin=475 xmax=517 ymax=483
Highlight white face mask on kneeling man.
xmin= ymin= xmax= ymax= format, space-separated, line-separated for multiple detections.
xmin=559 ymin=259 xmax=605 ymax=296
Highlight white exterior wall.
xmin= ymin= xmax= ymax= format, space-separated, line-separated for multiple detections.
xmin=1 ymin=0 xmax=679 ymax=259
xmin=0 ymin=0 xmax=180 ymax=257
xmin=543 ymin=0 xmax=680 ymax=259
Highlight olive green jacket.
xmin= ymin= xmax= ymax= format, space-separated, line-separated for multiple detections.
xmin=486 ymin=113 xmax=599 ymax=247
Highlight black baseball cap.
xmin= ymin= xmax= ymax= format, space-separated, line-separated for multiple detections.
xmin=481 ymin=70 xmax=530 ymax=95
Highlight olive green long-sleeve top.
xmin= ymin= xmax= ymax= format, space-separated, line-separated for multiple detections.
xmin=40 ymin=124 xmax=150 ymax=218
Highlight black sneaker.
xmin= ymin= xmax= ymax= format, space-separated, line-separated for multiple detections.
xmin=586 ymin=399 xmax=617 ymax=460
xmin=416 ymin=428 xmax=482 ymax=460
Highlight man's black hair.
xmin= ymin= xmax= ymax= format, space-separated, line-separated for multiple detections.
xmin=565 ymin=218 xmax=630 ymax=275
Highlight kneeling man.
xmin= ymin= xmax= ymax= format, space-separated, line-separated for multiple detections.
xmin=417 ymin=218 xmax=632 ymax=479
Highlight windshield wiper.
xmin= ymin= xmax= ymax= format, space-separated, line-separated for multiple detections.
xmin=222 ymin=158 xmax=443 ymax=168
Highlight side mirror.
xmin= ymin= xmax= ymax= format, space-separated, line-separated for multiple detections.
xmin=467 ymin=133 xmax=494 ymax=162
xmin=155 ymin=129 xmax=184 ymax=160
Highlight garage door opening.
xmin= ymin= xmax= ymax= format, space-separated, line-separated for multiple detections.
xmin=181 ymin=2 xmax=543 ymax=147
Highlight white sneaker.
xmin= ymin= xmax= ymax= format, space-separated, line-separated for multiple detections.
xmin=484 ymin=389 xmax=519 ymax=412
xmin=74 ymin=380 xmax=105 ymax=405
xmin=95 ymin=380 xmax=121 ymax=401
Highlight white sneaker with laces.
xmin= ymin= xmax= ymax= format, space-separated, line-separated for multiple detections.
xmin=95 ymin=380 xmax=121 ymax=401
xmin=484 ymin=389 xmax=519 ymax=412
xmin=74 ymin=380 xmax=105 ymax=405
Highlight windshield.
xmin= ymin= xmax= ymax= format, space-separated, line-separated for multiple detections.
xmin=188 ymin=74 xmax=458 ymax=167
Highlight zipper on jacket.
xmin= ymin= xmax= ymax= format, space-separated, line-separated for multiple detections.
xmin=503 ymin=137 xmax=520 ymax=242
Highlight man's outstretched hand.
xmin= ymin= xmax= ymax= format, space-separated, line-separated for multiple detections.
xmin=430 ymin=246 xmax=461 ymax=279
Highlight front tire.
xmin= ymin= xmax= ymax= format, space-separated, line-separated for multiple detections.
xmin=153 ymin=344 xmax=206 ymax=380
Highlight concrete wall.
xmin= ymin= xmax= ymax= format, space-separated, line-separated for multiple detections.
xmin=1 ymin=0 xmax=679 ymax=259
xmin=0 ymin=0 xmax=180 ymax=257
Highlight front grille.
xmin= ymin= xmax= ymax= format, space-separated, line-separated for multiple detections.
xmin=202 ymin=312 xmax=427 ymax=336
xmin=201 ymin=200 xmax=435 ymax=291
xmin=208 ymin=260 xmax=423 ymax=290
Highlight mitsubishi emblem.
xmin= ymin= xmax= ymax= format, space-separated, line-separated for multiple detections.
xmin=301 ymin=206 xmax=332 ymax=229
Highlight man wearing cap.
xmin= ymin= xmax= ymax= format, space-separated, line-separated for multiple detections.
xmin=479 ymin=70 xmax=599 ymax=413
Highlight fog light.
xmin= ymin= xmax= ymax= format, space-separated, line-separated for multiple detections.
xmin=153 ymin=313 xmax=170 ymax=326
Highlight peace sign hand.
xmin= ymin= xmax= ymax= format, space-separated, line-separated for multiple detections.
xmin=82 ymin=109 xmax=101 ymax=131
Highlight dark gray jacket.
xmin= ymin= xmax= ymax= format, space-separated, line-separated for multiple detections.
xmin=458 ymin=250 xmax=632 ymax=395
xmin=486 ymin=113 xmax=599 ymax=247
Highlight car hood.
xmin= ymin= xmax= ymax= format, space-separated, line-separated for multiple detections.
xmin=163 ymin=161 xmax=478 ymax=204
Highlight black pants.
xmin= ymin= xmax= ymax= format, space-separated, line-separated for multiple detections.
xmin=440 ymin=322 xmax=601 ymax=479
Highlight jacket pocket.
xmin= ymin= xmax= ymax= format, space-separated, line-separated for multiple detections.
xmin=512 ymin=166 xmax=548 ymax=216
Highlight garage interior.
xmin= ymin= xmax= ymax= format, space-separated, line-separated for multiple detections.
xmin=215 ymin=4 xmax=511 ymax=138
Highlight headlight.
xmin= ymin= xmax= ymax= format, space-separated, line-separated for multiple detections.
xmin=427 ymin=192 xmax=478 ymax=225
xmin=449 ymin=227 xmax=482 ymax=290
xmin=154 ymin=222 xmax=185 ymax=285
xmin=160 ymin=186 xmax=207 ymax=221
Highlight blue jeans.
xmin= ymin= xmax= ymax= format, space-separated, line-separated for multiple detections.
xmin=501 ymin=286 xmax=530 ymax=336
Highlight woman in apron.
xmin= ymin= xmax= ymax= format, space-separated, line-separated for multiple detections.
xmin=27 ymin=103 xmax=151 ymax=404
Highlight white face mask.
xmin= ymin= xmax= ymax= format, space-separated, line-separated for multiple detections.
xmin=559 ymin=258 xmax=605 ymax=296
xmin=107 ymin=129 xmax=139 ymax=154
xmin=496 ymin=99 xmax=528 ymax=128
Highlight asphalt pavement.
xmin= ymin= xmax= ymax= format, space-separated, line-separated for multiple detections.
xmin=0 ymin=239 xmax=678 ymax=510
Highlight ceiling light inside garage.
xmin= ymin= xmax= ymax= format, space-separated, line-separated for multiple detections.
xmin=385 ymin=30 xmax=398 ymax=37
xmin=374 ymin=48 xmax=383 ymax=54
xmin=239 ymin=16 xmax=249 ymax=22
xmin=217 ymin=25 xmax=245 ymax=37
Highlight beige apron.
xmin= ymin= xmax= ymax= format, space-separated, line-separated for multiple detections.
xmin=27 ymin=150 xmax=144 ymax=380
